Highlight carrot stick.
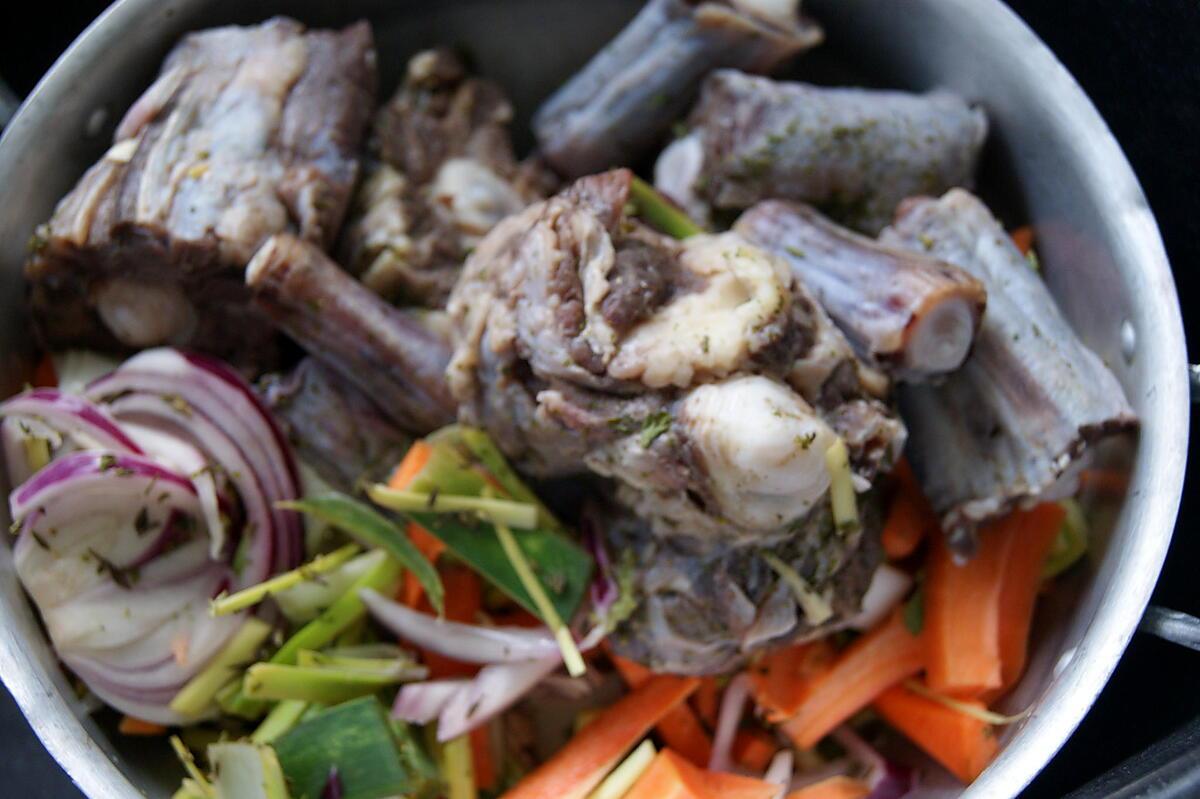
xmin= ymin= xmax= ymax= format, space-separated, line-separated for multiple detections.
xmin=748 ymin=640 xmax=836 ymax=722
xmin=874 ymin=684 xmax=999 ymax=783
xmin=1009 ymin=226 xmax=1034 ymax=256
xmin=624 ymin=750 xmax=778 ymax=799
xmin=400 ymin=523 xmax=448 ymax=606
xmin=881 ymin=460 xmax=937 ymax=561
xmin=505 ymin=676 xmax=700 ymax=799
xmin=471 ymin=724 xmax=497 ymax=790
xmin=994 ymin=503 xmax=1066 ymax=695
xmin=779 ymin=611 xmax=923 ymax=749
xmin=732 ymin=728 xmax=776 ymax=772
xmin=923 ymin=517 xmax=1011 ymax=697
xmin=388 ymin=440 xmax=433 ymax=490
xmin=692 ymin=678 xmax=720 ymax=729
xmin=608 ymin=649 xmax=713 ymax=766
xmin=785 ymin=776 xmax=872 ymax=799
xmin=118 ymin=716 xmax=167 ymax=736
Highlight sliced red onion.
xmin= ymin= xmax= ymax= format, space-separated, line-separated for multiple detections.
xmin=321 ymin=767 xmax=344 ymax=799
xmin=832 ymin=726 xmax=917 ymax=799
xmin=764 ymin=750 xmax=793 ymax=799
xmin=709 ymin=673 xmax=752 ymax=773
xmin=435 ymin=656 xmax=562 ymax=741
xmin=360 ymin=588 xmax=561 ymax=663
xmin=581 ymin=509 xmax=618 ymax=617
xmin=844 ymin=565 xmax=913 ymax=633
xmin=0 ymin=388 xmax=143 ymax=454
xmin=86 ymin=348 xmax=301 ymax=579
xmin=10 ymin=450 xmax=194 ymax=521
xmin=392 ymin=679 xmax=471 ymax=724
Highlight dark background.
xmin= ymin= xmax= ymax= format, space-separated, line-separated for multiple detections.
xmin=0 ymin=1 xmax=1197 ymax=796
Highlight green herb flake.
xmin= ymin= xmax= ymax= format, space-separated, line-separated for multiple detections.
xmin=639 ymin=411 xmax=673 ymax=448
xmin=902 ymin=585 xmax=924 ymax=635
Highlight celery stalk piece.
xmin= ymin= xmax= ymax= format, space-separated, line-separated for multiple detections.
xmin=295 ymin=649 xmax=425 ymax=680
xmin=243 ymin=663 xmax=408 ymax=704
xmin=439 ymin=734 xmax=477 ymax=799
xmin=224 ymin=553 xmax=403 ymax=720
xmin=762 ymin=552 xmax=834 ymax=626
xmin=588 ymin=739 xmax=657 ymax=799
xmin=169 ymin=618 xmax=273 ymax=717
xmin=629 ymin=175 xmax=703 ymax=239
xmin=279 ymin=495 xmax=444 ymax=615
xmin=366 ymin=485 xmax=539 ymax=530
xmin=491 ymin=510 xmax=586 ymax=677
xmin=250 ymin=699 xmax=310 ymax=745
xmin=273 ymin=550 xmax=386 ymax=624
xmin=422 ymin=425 xmax=569 ymax=535
xmin=274 ymin=697 xmax=440 ymax=799
xmin=208 ymin=742 xmax=290 ymax=799
xmin=825 ymin=438 xmax=860 ymax=534
xmin=1043 ymin=499 xmax=1089 ymax=579
xmin=210 ymin=543 xmax=361 ymax=616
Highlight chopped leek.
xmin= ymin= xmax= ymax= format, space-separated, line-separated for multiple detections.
xmin=439 ymin=734 xmax=477 ymax=799
xmin=272 ymin=549 xmax=387 ymax=624
xmin=23 ymin=435 xmax=50 ymax=472
xmin=173 ymin=779 xmax=213 ymax=799
xmin=762 ymin=552 xmax=834 ymax=626
xmin=274 ymin=697 xmax=440 ymax=799
xmin=169 ymin=618 xmax=273 ymax=717
xmin=825 ymin=438 xmax=859 ymax=535
xmin=210 ymin=543 xmax=360 ymax=616
xmin=208 ymin=742 xmax=290 ymax=799
xmin=491 ymin=505 xmax=586 ymax=677
xmin=244 ymin=662 xmax=410 ymax=704
xmin=366 ymin=485 xmax=539 ymax=531
xmin=250 ymin=699 xmax=309 ymax=745
xmin=170 ymin=736 xmax=214 ymax=798
xmin=588 ymin=739 xmax=657 ymax=799
xmin=629 ymin=175 xmax=703 ymax=239
xmin=224 ymin=553 xmax=402 ymax=719
xmin=903 ymin=679 xmax=1031 ymax=725
xmin=1043 ymin=499 xmax=1088 ymax=579
xmin=279 ymin=494 xmax=444 ymax=615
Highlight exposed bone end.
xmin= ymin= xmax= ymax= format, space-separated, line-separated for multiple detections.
xmin=681 ymin=375 xmax=837 ymax=531
xmin=93 ymin=278 xmax=197 ymax=348
xmin=901 ymin=292 xmax=978 ymax=376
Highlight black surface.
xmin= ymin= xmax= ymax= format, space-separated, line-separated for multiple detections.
xmin=0 ymin=1 xmax=1197 ymax=797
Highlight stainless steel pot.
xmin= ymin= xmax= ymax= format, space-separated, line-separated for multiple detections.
xmin=0 ymin=1 xmax=1188 ymax=796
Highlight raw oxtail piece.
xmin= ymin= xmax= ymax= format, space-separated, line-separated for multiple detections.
xmin=533 ymin=0 xmax=822 ymax=179
xmin=880 ymin=189 xmax=1138 ymax=545
xmin=25 ymin=17 xmax=377 ymax=371
xmin=736 ymin=200 xmax=987 ymax=380
xmin=258 ymin=358 xmax=412 ymax=493
xmin=340 ymin=48 xmax=552 ymax=307
xmin=657 ymin=70 xmax=987 ymax=234
xmin=246 ymin=234 xmax=456 ymax=435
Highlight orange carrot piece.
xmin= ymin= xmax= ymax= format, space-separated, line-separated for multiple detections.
xmin=881 ymin=460 xmax=937 ymax=561
xmin=31 ymin=355 xmax=57 ymax=388
xmin=732 ymin=728 xmax=776 ymax=772
xmin=994 ymin=503 xmax=1067 ymax=695
xmin=399 ymin=522 xmax=448 ymax=607
xmin=471 ymin=724 xmax=497 ymax=790
xmin=874 ymin=684 xmax=999 ymax=784
xmin=779 ymin=611 xmax=923 ymax=749
xmin=607 ymin=649 xmax=713 ymax=766
xmin=692 ymin=678 xmax=720 ymax=729
xmin=625 ymin=750 xmax=779 ymax=799
xmin=749 ymin=640 xmax=837 ymax=722
xmin=412 ymin=565 xmax=483 ymax=679
xmin=388 ymin=440 xmax=432 ymax=489
xmin=785 ymin=776 xmax=872 ymax=799
xmin=1009 ymin=226 xmax=1034 ymax=256
xmin=118 ymin=716 xmax=167 ymax=736
xmin=923 ymin=517 xmax=1012 ymax=697
xmin=505 ymin=676 xmax=700 ymax=799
